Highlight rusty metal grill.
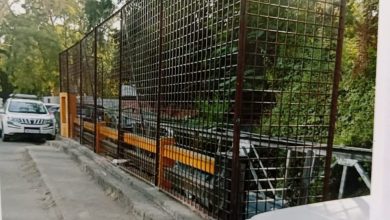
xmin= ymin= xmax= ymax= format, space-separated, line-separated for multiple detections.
xmin=160 ymin=1 xmax=240 ymax=217
xmin=59 ymin=52 xmax=68 ymax=93
xmin=80 ymin=33 xmax=96 ymax=151
xmin=67 ymin=44 xmax=81 ymax=142
xmin=59 ymin=0 xmax=345 ymax=219
xmin=95 ymin=11 xmax=121 ymax=157
xmin=117 ymin=0 xmax=160 ymax=184
xmin=238 ymin=1 xmax=343 ymax=218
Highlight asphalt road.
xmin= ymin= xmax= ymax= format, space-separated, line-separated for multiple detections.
xmin=0 ymin=138 xmax=135 ymax=220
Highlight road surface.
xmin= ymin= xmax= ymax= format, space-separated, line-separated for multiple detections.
xmin=0 ymin=138 xmax=136 ymax=220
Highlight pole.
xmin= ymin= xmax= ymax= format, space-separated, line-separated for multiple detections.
xmin=231 ymin=0 xmax=247 ymax=218
xmin=323 ymin=0 xmax=346 ymax=200
xmin=117 ymin=10 xmax=123 ymax=157
xmin=155 ymin=0 xmax=163 ymax=186
xmin=94 ymin=28 xmax=98 ymax=153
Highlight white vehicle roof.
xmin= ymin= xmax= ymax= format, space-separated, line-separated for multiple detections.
xmin=44 ymin=103 xmax=59 ymax=107
xmin=9 ymin=98 xmax=44 ymax=104
xmin=9 ymin=94 xmax=38 ymax=100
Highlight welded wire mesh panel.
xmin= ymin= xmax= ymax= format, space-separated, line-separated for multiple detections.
xmin=80 ymin=33 xmax=96 ymax=151
xmin=58 ymin=0 xmax=344 ymax=218
xmin=67 ymin=43 xmax=81 ymax=142
xmin=60 ymin=52 xmax=68 ymax=93
xmin=160 ymin=0 xmax=241 ymax=218
xmin=239 ymin=0 xmax=343 ymax=218
xmin=119 ymin=1 xmax=160 ymax=183
xmin=96 ymin=12 xmax=121 ymax=157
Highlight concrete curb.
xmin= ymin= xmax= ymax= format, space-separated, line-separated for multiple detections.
xmin=22 ymin=148 xmax=65 ymax=220
xmin=48 ymin=139 xmax=205 ymax=220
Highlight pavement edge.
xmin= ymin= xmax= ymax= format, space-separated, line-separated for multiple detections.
xmin=48 ymin=138 xmax=206 ymax=220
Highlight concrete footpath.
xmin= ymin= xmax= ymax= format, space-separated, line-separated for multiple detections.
xmin=46 ymin=139 xmax=204 ymax=220
xmin=25 ymin=145 xmax=135 ymax=220
xmin=0 ymin=141 xmax=60 ymax=220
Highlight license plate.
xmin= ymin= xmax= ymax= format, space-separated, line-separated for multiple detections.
xmin=25 ymin=129 xmax=40 ymax=134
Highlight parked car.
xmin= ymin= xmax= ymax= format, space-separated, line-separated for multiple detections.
xmin=45 ymin=104 xmax=60 ymax=134
xmin=44 ymin=103 xmax=60 ymax=113
xmin=0 ymin=94 xmax=56 ymax=141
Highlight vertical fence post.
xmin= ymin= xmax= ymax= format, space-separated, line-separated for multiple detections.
xmin=231 ymin=0 xmax=247 ymax=219
xmin=66 ymin=50 xmax=69 ymax=102
xmin=94 ymin=28 xmax=98 ymax=153
xmin=117 ymin=9 xmax=123 ymax=158
xmin=323 ymin=0 xmax=346 ymax=200
xmin=154 ymin=0 xmax=164 ymax=187
xmin=59 ymin=53 xmax=63 ymax=92
xmin=79 ymin=43 xmax=83 ymax=144
xmin=65 ymin=50 xmax=70 ymax=137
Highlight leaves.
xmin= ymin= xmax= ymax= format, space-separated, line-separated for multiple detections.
xmin=0 ymin=0 xmax=116 ymax=97
xmin=334 ymin=0 xmax=378 ymax=148
xmin=84 ymin=0 xmax=115 ymax=30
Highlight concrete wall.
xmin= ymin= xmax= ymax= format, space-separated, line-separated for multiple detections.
xmin=43 ymin=96 xmax=59 ymax=104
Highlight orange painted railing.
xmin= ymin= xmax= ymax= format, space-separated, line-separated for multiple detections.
xmin=72 ymin=118 xmax=215 ymax=179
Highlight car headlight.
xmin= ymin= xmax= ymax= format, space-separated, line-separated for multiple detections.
xmin=44 ymin=119 xmax=54 ymax=126
xmin=7 ymin=117 xmax=21 ymax=123
xmin=6 ymin=117 xmax=21 ymax=127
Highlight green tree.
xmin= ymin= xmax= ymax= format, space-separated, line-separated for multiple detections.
xmin=84 ymin=0 xmax=115 ymax=30
xmin=0 ymin=0 xmax=90 ymax=97
xmin=335 ymin=0 xmax=378 ymax=148
xmin=4 ymin=0 xmax=118 ymax=102
xmin=0 ymin=46 xmax=15 ymax=101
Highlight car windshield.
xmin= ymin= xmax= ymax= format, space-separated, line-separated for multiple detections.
xmin=8 ymin=101 xmax=47 ymax=114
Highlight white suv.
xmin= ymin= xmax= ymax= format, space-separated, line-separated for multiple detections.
xmin=0 ymin=95 xmax=56 ymax=141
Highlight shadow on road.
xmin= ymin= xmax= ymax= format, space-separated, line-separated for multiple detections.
xmin=2 ymin=137 xmax=48 ymax=145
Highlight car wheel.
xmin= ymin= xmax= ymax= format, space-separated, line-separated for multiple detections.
xmin=2 ymin=132 xmax=10 ymax=142
xmin=47 ymin=135 xmax=56 ymax=141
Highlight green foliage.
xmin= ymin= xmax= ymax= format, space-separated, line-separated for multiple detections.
xmin=335 ymin=47 xmax=376 ymax=147
xmin=0 ymin=0 xmax=117 ymax=98
xmin=0 ymin=0 xmax=84 ymax=97
xmin=84 ymin=0 xmax=114 ymax=30
xmin=254 ymin=0 xmax=378 ymax=148
xmin=334 ymin=0 xmax=378 ymax=148
xmin=252 ymin=1 xmax=336 ymax=142
xmin=97 ymin=18 xmax=120 ymax=99
xmin=185 ymin=95 xmax=230 ymax=129
xmin=260 ymin=73 xmax=329 ymax=142
xmin=0 ymin=31 xmax=13 ymax=100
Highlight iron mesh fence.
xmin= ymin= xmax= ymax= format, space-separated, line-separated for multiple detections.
xmin=59 ymin=0 xmax=345 ymax=219
xmin=118 ymin=0 xmax=161 ymax=184
xmin=238 ymin=1 xmax=343 ymax=218
xmin=95 ymin=11 xmax=121 ymax=157
xmin=80 ymin=33 xmax=96 ymax=151
xmin=160 ymin=0 xmax=240 ymax=217
xmin=59 ymin=52 xmax=68 ymax=93
xmin=67 ymin=43 xmax=81 ymax=142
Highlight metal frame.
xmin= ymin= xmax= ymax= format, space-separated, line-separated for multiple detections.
xmin=59 ymin=1 xmax=346 ymax=219
xmin=323 ymin=0 xmax=347 ymax=199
